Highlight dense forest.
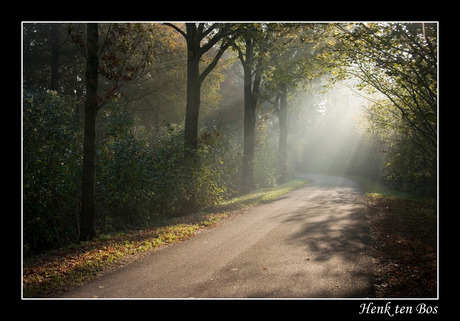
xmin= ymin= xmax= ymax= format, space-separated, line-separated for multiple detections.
xmin=22 ymin=22 xmax=437 ymax=256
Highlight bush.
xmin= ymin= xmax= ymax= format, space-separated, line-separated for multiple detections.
xmin=254 ymin=123 xmax=279 ymax=188
xmin=384 ymin=135 xmax=437 ymax=198
xmin=95 ymin=120 xmax=243 ymax=232
xmin=96 ymin=124 xmax=156 ymax=231
xmin=147 ymin=125 xmax=241 ymax=217
xmin=23 ymin=90 xmax=82 ymax=255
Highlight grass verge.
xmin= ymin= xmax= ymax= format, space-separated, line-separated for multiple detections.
xmin=352 ymin=176 xmax=437 ymax=298
xmin=207 ymin=178 xmax=308 ymax=212
xmin=23 ymin=178 xmax=309 ymax=298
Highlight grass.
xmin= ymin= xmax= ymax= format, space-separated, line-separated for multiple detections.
xmin=350 ymin=175 xmax=437 ymax=298
xmin=22 ymin=178 xmax=309 ymax=298
xmin=208 ymin=178 xmax=308 ymax=212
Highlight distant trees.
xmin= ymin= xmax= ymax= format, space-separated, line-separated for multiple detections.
xmin=232 ymin=23 xmax=331 ymax=189
xmin=23 ymin=23 xmax=86 ymax=96
xmin=262 ymin=24 xmax=331 ymax=182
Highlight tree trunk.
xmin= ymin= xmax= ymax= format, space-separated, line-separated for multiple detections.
xmin=80 ymin=23 xmax=99 ymax=242
xmin=242 ymin=62 xmax=256 ymax=193
xmin=184 ymin=53 xmax=201 ymax=154
xmin=240 ymin=37 xmax=263 ymax=193
xmin=278 ymin=84 xmax=288 ymax=183
xmin=49 ymin=24 xmax=60 ymax=91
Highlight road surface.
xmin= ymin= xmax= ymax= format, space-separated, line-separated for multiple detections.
xmin=61 ymin=173 xmax=374 ymax=298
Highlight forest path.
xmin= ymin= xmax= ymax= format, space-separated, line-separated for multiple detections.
xmin=61 ymin=173 xmax=373 ymax=298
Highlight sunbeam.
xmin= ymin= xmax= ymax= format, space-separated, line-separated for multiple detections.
xmin=296 ymin=82 xmax=367 ymax=177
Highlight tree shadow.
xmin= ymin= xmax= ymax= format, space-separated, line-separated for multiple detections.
xmin=274 ymin=184 xmax=375 ymax=297
xmin=283 ymin=206 xmax=371 ymax=263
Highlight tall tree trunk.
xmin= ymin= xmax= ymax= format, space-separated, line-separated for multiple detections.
xmin=240 ymin=37 xmax=263 ymax=193
xmin=184 ymin=52 xmax=201 ymax=154
xmin=242 ymin=62 xmax=256 ymax=193
xmin=278 ymin=84 xmax=288 ymax=182
xmin=183 ymin=24 xmax=203 ymax=155
xmin=49 ymin=24 xmax=60 ymax=91
xmin=165 ymin=22 xmax=232 ymax=156
xmin=80 ymin=23 xmax=99 ymax=242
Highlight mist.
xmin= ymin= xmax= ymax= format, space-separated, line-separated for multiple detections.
xmin=294 ymin=82 xmax=368 ymax=177
xmin=201 ymin=62 xmax=378 ymax=183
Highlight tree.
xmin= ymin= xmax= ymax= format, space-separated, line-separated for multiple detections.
xmin=232 ymin=24 xmax=269 ymax=192
xmin=79 ymin=23 xmax=99 ymax=241
xmin=72 ymin=23 xmax=155 ymax=241
xmin=239 ymin=23 xmax=329 ymax=184
xmin=164 ymin=23 xmax=236 ymax=154
xmin=119 ymin=24 xmax=188 ymax=134
xmin=276 ymin=25 xmax=333 ymax=182
xmin=49 ymin=24 xmax=62 ymax=91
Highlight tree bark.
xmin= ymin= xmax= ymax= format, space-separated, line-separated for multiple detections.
xmin=80 ymin=23 xmax=99 ymax=242
xmin=166 ymin=23 xmax=232 ymax=156
xmin=184 ymin=43 xmax=201 ymax=154
xmin=278 ymin=84 xmax=288 ymax=182
xmin=49 ymin=24 xmax=60 ymax=91
xmin=242 ymin=62 xmax=256 ymax=193
xmin=240 ymin=37 xmax=263 ymax=193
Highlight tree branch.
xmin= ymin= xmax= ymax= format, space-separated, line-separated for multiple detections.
xmin=199 ymin=41 xmax=230 ymax=83
xmin=163 ymin=23 xmax=187 ymax=39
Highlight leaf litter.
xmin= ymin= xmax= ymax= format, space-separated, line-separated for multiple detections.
xmin=367 ymin=195 xmax=437 ymax=298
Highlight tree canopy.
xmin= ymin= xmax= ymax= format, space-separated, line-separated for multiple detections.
xmin=332 ymin=23 xmax=437 ymax=194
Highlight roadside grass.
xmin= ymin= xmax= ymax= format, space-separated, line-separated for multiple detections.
xmin=207 ymin=178 xmax=308 ymax=212
xmin=22 ymin=178 xmax=309 ymax=298
xmin=351 ymin=176 xmax=437 ymax=298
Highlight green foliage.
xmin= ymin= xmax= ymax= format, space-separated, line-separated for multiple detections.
xmin=96 ymin=116 xmax=243 ymax=232
xmin=333 ymin=23 xmax=437 ymax=198
xmin=383 ymin=135 xmax=436 ymax=197
xmin=23 ymin=90 xmax=82 ymax=255
xmin=96 ymin=107 xmax=155 ymax=231
xmin=254 ymin=120 xmax=279 ymax=188
xmin=23 ymin=91 xmax=245 ymax=256
xmin=147 ymin=125 xmax=241 ymax=217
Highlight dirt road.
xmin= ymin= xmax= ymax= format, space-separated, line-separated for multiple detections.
xmin=62 ymin=174 xmax=373 ymax=298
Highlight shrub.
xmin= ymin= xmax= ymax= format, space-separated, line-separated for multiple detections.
xmin=23 ymin=90 xmax=82 ymax=254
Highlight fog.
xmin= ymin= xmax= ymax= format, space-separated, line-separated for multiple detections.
xmin=200 ymin=67 xmax=376 ymax=181
xmin=294 ymin=82 xmax=368 ymax=176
